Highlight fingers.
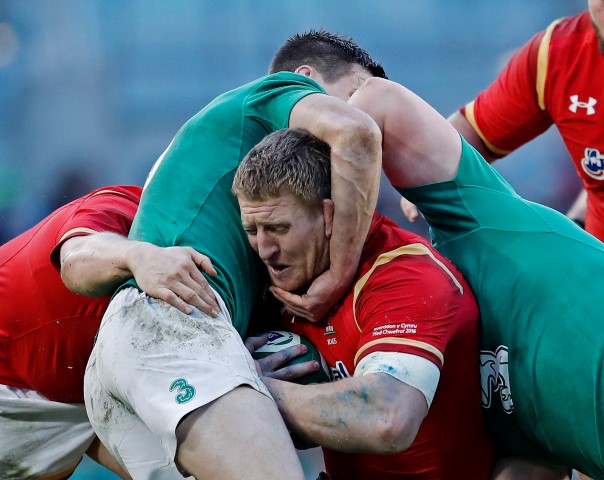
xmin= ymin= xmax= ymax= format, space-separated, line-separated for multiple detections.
xmin=178 ymin=283 xmax=219 ymax=317
xmin=266 ymin=360 xmax=319 ymax=382
xmin=400 ymin=197 xmax=419 ymax=222
xmin=154 ymin=278 xmax=219 ymax=317
xmin=133 ymin=245 xmax=221 ymax=316
xmin=258 ymin=344 xmax=307 ymax=371
xmin=270 ymin=287 xmax=300 ymax=308
xmin=186 ymin=247 xmax=217 ymax=276
xmin=244 ymin=334 xmax=270 ymax=353
xmin=156 ymin=289 xmax=193 ymax=315
xmin=245 ymin=339 xmax=320 ymax=382
xmin=255 ymin=344 xmax=320 ymax=382
xmin=271 ymin=269 xmax=349 ymax=322
xmin=269 ymin=287 xmax=321 ymax=322
xmin=173 ymin=252 xmax=219 ymax=315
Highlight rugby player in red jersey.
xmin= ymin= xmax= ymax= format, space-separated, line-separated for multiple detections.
xmin=0 ymin=185 xmax=216 ymax=479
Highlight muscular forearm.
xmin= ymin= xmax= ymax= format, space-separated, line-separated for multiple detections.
xmin=59 ymin=232 xmax=143 ymax=296
xmin=60 ymin=231 xmax=219 ymax=314
xmin=327 ymin=120 xmax=382 ymax=282
xmin=290 ymin=94 xmax=382 ymax=286
xmin=263 ymin=373 xmax=425 ymax=454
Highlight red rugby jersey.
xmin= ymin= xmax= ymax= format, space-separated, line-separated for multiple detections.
xmin=0 ymin=186 xmax=141 ymax=403
xmin=286 ymin=214 xmax=494 ymax=480
xmin=462 ymin=11 xmax=604 ymax=239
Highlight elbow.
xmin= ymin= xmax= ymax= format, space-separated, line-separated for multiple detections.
xmin=60 ymin=262 xmax=83 ymax=295
xmin=60 ymin=263 xmax=109 ymax=297
xmin=349 ymin=114 xmax=382 ymax=152
xmin=337 ymin=99 xmax=383 ymax=156
xmin=60 ymin=268 xmax=90 ymax=296
xmin=370 ymin=409 xmax=420 ymax=455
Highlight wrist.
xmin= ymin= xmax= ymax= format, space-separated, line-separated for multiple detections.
xmin=124 ymin=239 xmax=151 ymax=277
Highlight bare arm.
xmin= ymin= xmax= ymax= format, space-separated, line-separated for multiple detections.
xmin=245 ymin=335 xmax=426 ymax=454
xmin=263 ymin=373 xmax=426 ymax=454
xmin=399 ymin=108 xmax=503 ymax=222
xmin=59 ymin=232 xmax=219 ymax=315
xmin=271 ymin=93 xmax=383 ymax=321
xmin=349 ymin=77 xmax=460 ymax=189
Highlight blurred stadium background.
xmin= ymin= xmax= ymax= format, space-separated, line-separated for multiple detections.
xmin=0 ymin=1 xmax=585 ymax=478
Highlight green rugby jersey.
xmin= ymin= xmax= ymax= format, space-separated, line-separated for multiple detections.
xmin=399 ymin=136 xmax=604 ymax=477
xmin=125 ymin=72 xmax=324 ymax=335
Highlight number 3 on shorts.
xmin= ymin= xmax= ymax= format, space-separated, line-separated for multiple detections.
xmin=169 ymin=378 xmax=196 ymax=404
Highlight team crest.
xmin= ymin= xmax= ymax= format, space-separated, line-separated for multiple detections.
xmin=581 ymin=148 xmax=604 ymax=180
xmin=480 ymin=345 xmax=513 ymax=413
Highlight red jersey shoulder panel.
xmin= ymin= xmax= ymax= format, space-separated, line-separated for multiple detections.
xmin=0 ymin=185 xmax=141 ymax=402
xmin=462 ymin=22 xmax=552 ymax=154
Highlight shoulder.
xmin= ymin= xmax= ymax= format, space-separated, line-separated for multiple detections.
xmin=550 ymin=11 xmax=592 ymax=39
xmin=228 ymin=72 xmax=325 ymax=99
xmin=357 ymin=216 xmax=468 ymax=298
xmin=57 ymin=186 xmax=142 ymax=241
xmin=83 ymin=185 xmax=142 ymax=205
xmin=260 ymin=71 xmax=325 ymax=91
xmin=540 ymin=11 xmax=594 ymax=66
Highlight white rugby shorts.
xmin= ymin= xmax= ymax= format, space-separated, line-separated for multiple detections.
xmin=0 ymin=384 xmax=95 ymax=479
xmin=84 ymin=286 xmax=270 ymax=478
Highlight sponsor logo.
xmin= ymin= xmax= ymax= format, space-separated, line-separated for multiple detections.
xmin=330 ymin=361 xmax=350 ymax=381
xmin=324 ymin=324 xmax=337 ymax=345
xmin=569 ymin=95 xmax=597 ymax=115
xmin=265 ymin=331 xmax=295 ymax=346
xmin=480 ymin=345 xmax=513 ymax=413
xmin=581 ymin=148 xmax=604 ymax=180
xmin=169 ymin=378 xmax=196 ymax=404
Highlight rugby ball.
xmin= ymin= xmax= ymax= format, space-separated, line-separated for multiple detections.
xmin=252 ymin=330 xmax=331 ymax=385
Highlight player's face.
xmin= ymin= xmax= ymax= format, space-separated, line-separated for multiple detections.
xmin=315 ymin=64 xmax=373 ymax=101
xmin=239 ymin=193 xmax=332 ymax=292
xmin=589 ymin=0 xmax=604 ymax=55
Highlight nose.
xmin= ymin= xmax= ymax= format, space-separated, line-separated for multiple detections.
xmin=256 ymin=230 xmax=279 ymax=261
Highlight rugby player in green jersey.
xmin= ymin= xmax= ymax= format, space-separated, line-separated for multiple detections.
xmin=84 ymin=31 xmax=386 ymax=479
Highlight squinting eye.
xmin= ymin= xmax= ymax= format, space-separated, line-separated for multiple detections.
xmin=244 ymin=229 xmax=257 ymax=236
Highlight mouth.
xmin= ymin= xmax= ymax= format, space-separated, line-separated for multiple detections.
xmin=267 ymin=263 xmax=289 ymax=276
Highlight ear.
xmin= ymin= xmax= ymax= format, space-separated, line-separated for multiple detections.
xmin=321 ymin=199 xmax=335 ymax=240
xmin=294 ymin=65 xmax=314 ymax=78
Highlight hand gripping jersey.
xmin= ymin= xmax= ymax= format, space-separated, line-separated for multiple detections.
xmin=0 ymin=186 xmax=141 ymax=402
xmin=127 ymin=72 xmax=324 ymax=335
xmin=462 ymin=11 xmax=604 ymax=239
xmin=286 ymin=214 xmax=494 ymax=480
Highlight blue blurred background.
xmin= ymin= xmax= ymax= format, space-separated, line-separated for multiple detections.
xmin=0 ymin=1 xmax=585 ymax=478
